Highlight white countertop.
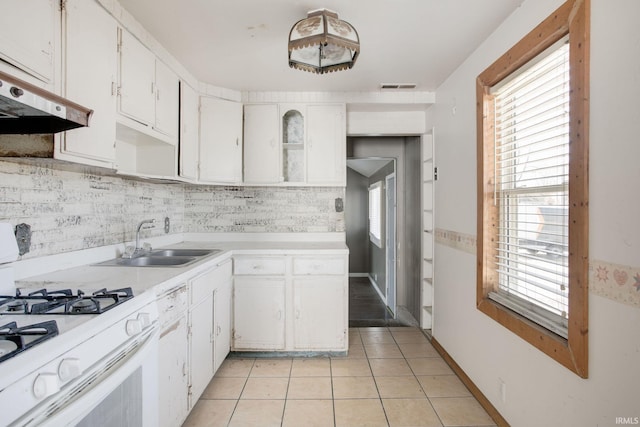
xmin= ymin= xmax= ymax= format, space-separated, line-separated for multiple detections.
xmin=12 ymin=235 xmax=348 ymax=298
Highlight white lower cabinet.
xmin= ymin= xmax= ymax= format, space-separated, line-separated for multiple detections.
xmin=293 ymin=277 xmax=346 ymax=350
xmin=157 ymin=257 xmax=233 ymax=426
xmin=157 ymin=285 xmax=189 ymax=427
xmin=213 ymin=278 xmax=232 ymax=372
xmin=232 ymin=253 xmax=348 ymax=352
xmin=233 ymin=277 xmax=286 ymax=350
xmin=188 ymin=290 xmax=214 ymax=406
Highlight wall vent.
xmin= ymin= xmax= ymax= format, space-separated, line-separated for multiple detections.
xmin=380 ymin=83 xmax=417 ymax=89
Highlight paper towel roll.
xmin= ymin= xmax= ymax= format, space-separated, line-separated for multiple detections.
xmin=0 ymin=223 xmax=19 ymax=264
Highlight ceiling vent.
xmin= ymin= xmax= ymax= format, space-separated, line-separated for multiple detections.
xmin=380 ymin=83 xmax=417 ymax=90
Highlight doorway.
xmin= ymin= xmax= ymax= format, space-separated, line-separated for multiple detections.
xmin=345 ymin=136 xmax=422 ymax=328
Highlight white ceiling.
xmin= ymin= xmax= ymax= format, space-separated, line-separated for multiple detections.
xmin=347 ymin=158 xmax=393 ymax=178
xmin=117 ymin=0 xmax=524 ymax=93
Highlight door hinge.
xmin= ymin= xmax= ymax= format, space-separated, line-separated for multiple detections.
xmin=59 ymin=0 xmax=66 ymax=12
xmin=434 ymin=167 xmax=438 ymax=181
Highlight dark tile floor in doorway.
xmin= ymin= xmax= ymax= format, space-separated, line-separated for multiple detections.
xmin=349 ymin=277 xmax=408 ymax=328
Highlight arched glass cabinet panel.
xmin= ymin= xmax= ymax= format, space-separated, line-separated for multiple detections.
xmin=282 ymin=109 xmax=304 ymax=182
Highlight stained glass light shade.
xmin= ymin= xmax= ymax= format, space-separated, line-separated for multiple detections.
xmin=288 ymin=9 xmax=360 ymax=74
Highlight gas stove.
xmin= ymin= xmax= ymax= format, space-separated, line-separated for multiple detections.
xmin=0 ymin=287 xmax=134 ymax=315
xmin=0 ymin=283 xmax=159 ymax=426
xmin=0 ymin=287 xmax=135 ymax=364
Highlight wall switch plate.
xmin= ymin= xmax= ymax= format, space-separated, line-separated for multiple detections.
xmin=164 ymin=217 xmax=170 ymax=234
xmin=335 ymin=198 xmax=344 ymax=212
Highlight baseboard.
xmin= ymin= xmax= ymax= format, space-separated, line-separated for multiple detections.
xmin=349 ymin=273 xmax=369 ymax=278
xmin=430 ymin=337 xmax=510 ymax=427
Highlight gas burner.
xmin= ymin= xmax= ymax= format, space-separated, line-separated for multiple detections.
xmin=0 ymin=321 xmax=59 ymax=362
xmin=5 ymin=300 xmax=28 ymax=313
xmin=68 ymin=299 xmax=99 ymax=314
xmin=0 ymin=287 xmax=135 ymax=315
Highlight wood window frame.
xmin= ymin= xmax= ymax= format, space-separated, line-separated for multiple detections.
xmin=476 ymin=0 xmax=589 ymax=378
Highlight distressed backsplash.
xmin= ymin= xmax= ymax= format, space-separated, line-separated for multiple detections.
xmin=0 ymin=160 xmax=345 ymax=260
xmin=185 ymin=186 xmax=345 ymax=233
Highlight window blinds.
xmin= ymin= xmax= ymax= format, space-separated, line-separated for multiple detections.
xmin=490 ymin=38 xmax=570 ymax=338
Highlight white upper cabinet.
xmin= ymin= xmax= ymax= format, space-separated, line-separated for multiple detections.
xmin=115 ymin=28 xmax=179 ymax=178
xmin=117 ymin=28 xmax=179 ymax=142
xmin=243 ymin=102 xmax=346 ymax=186
xmin=307 ymin=104 xmax=346 ymax=185
xmin=280 ymin=105 xmax=306 ymax=184
xmin=60 ymin=0 xmax=117 ymax=167
xmin=199 ymin=97 xmax=243 ymax=184
xmin=0 ymin=0 xmax=57 ymax=83
xmin=243 ymin=104 xmax=280 ymax=184
xmin=179 ymin=82 xmax=199 ymax=181
xmin=154 ymin=60 xmax=179 ymax=138
xmin=118 ymin=29 xmax=155 ymax=125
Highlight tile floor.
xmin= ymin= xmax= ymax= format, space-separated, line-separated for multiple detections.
xmin=182 ymin=327 xmax=497 ymax=427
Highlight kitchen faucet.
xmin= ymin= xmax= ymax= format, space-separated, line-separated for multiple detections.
xmin=123 ymin=219 xmax=156 ymax=258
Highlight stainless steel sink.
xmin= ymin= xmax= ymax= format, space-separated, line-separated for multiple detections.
xmin=149 ymin=249 xmax=218 ymax=257
xmin=120 ymin=256 xmax=196 ymax=266
xmin=93 ymin=248 xmax=221 ymax=268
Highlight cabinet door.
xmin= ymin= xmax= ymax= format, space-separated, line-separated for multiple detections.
xmin=158 ymin=316 xmax=189 ymax=427
xmin=179 ymin=82 xmax=199 ymax=180
xmin=0 ymin=0 xmax=56 ymax=82
xmin=243 ymin=104 xmax=280 ymax=183
xmin=213 ymin=279 xmax=232 ymax=372
xmin=189 ymin=296 xmax=214 ymax=406
xmin=281 ymin=105 xmax=306 ymax=184
xmin=154 ymin=60 xmax=179 ymax=137
xmin=307 ymin=104 xmax=346 ymax=185
xmin=199 ymin=97 xmax=243 ymax=183
xmin=293 ymin=277 xmax=347 ymax=350
xmin=233 ymin=277 xmax=286 ymax=350
xmin=61 ymin=0 xmax=117 ymax=165
xmin=118 ymin=29 xmax=155 ymax=125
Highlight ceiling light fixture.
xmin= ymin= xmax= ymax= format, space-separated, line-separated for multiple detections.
xmin=288 ymin=9 xmax=360 ymax=74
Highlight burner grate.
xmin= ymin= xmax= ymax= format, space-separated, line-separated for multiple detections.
xmin=0 ymin=320 xmax=59 ymax=362
xmin=0 ymin=287 xmax=134 ymax=315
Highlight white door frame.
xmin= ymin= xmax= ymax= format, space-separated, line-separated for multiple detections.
xmin=385 ymin=172 xmax=397 ymax=316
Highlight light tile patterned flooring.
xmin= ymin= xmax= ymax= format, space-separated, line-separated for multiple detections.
xmin=183 ymin=327 xmax=496 ymax=427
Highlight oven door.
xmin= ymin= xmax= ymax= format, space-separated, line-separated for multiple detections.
xmin=11 ymin=322 xmax=159 ymax=427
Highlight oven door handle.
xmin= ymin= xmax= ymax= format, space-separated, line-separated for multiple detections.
xmin=12 ymin=323 xmax=159 ymax=427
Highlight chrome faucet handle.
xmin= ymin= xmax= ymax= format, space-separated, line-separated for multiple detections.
xmin=135 ymin=218 xmax=156 ymax=251
xmin=122 ymin=245 xmax=136 ymax=259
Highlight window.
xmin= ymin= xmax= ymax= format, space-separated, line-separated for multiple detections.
xmin=369 ymin=181 xmax=382 ymax=247
xmin=476 ymin=0 xmax=589 ymax=378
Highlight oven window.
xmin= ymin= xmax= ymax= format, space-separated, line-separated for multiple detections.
xmin=76 ymin=367 xmax=143 ymax=427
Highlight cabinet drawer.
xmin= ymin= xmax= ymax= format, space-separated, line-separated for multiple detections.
xmin=191 ymin=260 xmax=232 ymax=304
xmin=293 ymin=256 xmax=346 ymax=276
xmin=234 ymin=256 xmax=286 ymax=275
xmin=158 ymin=284 xmax=188 ymax=328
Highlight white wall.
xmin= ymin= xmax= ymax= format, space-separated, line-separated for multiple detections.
xmin=428 ymin=1 xmax=640 ymax=426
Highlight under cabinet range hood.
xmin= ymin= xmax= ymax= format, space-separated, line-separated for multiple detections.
xmin=0 ymin=70 xmax=92 ymax=134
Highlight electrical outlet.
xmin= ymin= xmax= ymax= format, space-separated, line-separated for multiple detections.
xmin=164 ymin=217 xmax=170 ymax=234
